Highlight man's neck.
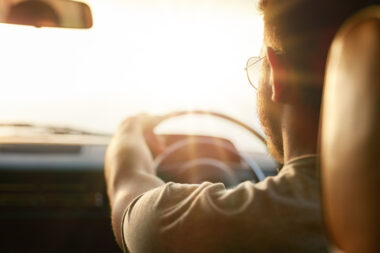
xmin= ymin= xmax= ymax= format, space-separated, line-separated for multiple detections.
xmin=281 ymin=105 xmax=320 ymax=164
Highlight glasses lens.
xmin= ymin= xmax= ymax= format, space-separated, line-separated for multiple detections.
xmin=246 ymin=56 xmax=264 ymax=89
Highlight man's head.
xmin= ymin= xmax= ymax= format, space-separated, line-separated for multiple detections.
xmin=256 ymin=0 xmax=379 ymax=163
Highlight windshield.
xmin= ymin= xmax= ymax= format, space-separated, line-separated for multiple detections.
xmin=0 ymin=0 xmax=263 ymax=145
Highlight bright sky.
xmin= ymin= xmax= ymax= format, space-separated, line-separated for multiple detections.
xmin=0 ymin=0 xmax=264 ymax=150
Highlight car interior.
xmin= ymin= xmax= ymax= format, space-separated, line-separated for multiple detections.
xmin=0 ymin=0 xmax=277 ymax=252
xmin=320 ymin=6 xmax=380 ymax=253
xmin=0 ymin=114 xmax=277 ymax=253
xmin=1 ymin=0 xmax=379 ymax=252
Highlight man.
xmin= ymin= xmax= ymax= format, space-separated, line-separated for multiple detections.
xmin=105 ymin=0 xmax=378 ymax=252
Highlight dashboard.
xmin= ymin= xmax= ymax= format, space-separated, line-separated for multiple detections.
xmin=0 ymin=143 xmax=119 ymax=253
xmin=0 ymin=134 xmax=277 ymax=253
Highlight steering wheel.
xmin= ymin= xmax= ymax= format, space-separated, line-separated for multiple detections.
xmin=151 ymin=110 xmax=267 ymax=187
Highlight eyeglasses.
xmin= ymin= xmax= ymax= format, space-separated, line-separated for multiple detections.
xmin=245 ymin=56 xmax=265 ymax=90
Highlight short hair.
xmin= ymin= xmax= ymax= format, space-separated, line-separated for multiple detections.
xmin=259 ymin=0 xmax=380 ymax=50
xmin=258 ymin=0 xmax=380 ymax=109
xmin=259 ymin=0 xmax=379 ymax=55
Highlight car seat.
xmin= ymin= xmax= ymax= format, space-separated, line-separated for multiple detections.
xmin=319 ymin=5 xmax=380 ymax=253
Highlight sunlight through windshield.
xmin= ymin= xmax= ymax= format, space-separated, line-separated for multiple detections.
xmin=0 ymin=0 xmax=263 ymax=140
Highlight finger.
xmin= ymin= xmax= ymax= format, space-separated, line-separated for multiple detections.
xmin=117 ymin=113 xmax=152 ymax=135
xmin=144 ymin=130 xmax=166 ymax=157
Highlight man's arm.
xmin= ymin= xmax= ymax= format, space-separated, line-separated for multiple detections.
xmin=104 ymin=115 xmax=164 ymax=248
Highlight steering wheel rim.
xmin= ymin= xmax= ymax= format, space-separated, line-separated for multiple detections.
xmin=153 ymin=110 xmax=266 ymax=145
xmin=152 ymin=110 xmax=267 ymax=183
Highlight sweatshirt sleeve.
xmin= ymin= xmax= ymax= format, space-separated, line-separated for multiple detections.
xmin=121 ymin=181 xmax=274 ymax=253
xmin=121 ymin=166 xmax=327 ymax=253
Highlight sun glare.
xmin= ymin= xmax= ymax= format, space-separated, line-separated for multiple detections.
xmin=0 ymin=0 xmax=263 ymax=136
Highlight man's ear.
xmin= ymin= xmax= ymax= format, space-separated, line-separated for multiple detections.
xmin=266 ymin=47 xmax=288 ymax=103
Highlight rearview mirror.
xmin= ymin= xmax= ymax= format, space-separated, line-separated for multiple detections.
xmin=0 ymin=0 xmax=93 ymax=29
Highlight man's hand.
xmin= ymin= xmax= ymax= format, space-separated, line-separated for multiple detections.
xmin=106 ymin=114 xmax=157 ymax=178
xmin=106 ymin=114 xmax=165 ymax=177
xmin=104 ymin=114 xmax=165 ymax=248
